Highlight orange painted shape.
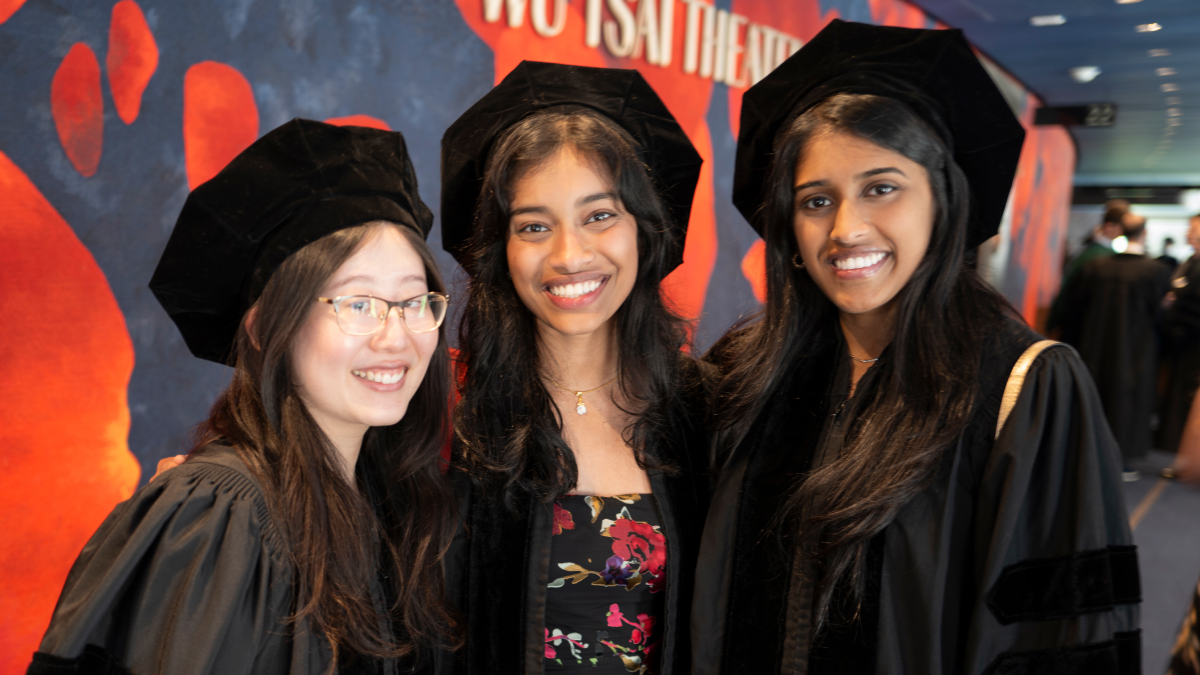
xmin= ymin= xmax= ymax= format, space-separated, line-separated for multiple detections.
xmin=183 ymin=61 xmax=260 ymax=189
xmin=325 ymin=115 xmax=392 ymax=131
xmin=0 ymin=0 xmax=26 ymax=24
xmin=0 ymin=149 xmax=138 ymax=674
xmin=740 ymin=239 xmax=767 ymax=304
xmin=51 ymin=43 xmax=104 ymax=177
xmin=662 ymin=119 xmax=718 ymax=325
xmin=107 ymin=0 xmax=159 ymax=125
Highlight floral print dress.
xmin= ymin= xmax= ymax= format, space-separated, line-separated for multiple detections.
xmin=543 ymin=494 xmax=666 ymax=674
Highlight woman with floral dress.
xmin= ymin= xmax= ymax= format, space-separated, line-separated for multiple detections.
xmin=438 ymin=61 xmax=712 ymax=675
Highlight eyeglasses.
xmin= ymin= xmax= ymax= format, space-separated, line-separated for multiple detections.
xmin=317 ymin=293 xmax=450 ymax=335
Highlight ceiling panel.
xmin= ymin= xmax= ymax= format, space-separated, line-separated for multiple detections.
xmin=905 ymin=0 xmax=1200 ymax=185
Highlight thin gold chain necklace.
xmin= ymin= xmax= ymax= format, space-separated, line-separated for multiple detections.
xmin=546 ymin=374 xmax=619 ymax=415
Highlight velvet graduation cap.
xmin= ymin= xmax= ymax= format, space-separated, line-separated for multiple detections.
xmin=734 ymin=19 xmax=1025 ymax=248
xmin=440 ymin=60 xmax=703 ymax=271
xmin=150 ymin=118 xmax=434 ymax=364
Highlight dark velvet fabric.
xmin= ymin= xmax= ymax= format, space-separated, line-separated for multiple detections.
xmin=987 ymin=546 xmax=1141 ymax=624
xmin=733 ymin=20 xmax=1024 ymax=248
xmin=982 ymin=630 xmax=1141 ymax=675
xmin=149 ymin=118 xmax=433 ymax=364
xmin=439 ymin=61 xmax=702 ymax=271
xmin=692 ymin=318 xmax=1141 ymax=674
xmin=28 ymin=646 xmax=133 ymax=675
xmin=443 ymin=358 xmax=713 ymax=675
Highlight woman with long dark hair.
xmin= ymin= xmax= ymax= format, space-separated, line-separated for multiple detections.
xmin=438 ymin=62 xmax=710 ymax=675
xmin=29 ymin=120 xmax=459 ymax=675
xmin=694 ymin=21 xmax=1139 ymax=674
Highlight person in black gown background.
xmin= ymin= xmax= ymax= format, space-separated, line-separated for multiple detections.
xmin=693 ymin=21 xmax=1139 ymax=674
xmin=28 ymin=120 xmax=460 ymax=675
xmin=1060 ymin=214 xmax=1171 ymax=477
xmin=1162 ymin=215 xmax=1200 ymax=461
xmin=438 ymin=62 xmax=712 ymax=675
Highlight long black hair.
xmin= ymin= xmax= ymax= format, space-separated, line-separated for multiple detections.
xmin=454 ymin=110 xmax=692 ymax=506
xmin=193 ymin=222 xmax=461 ymax=666
xmin=711 ymin=93 xmax=1016 ymax=627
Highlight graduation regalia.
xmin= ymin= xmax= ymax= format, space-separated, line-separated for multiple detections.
xmin=437 ymin=61 xmax=708 ymax=675
xmin=694 ymin=320 xmax=1139 ymax=674
xmin=1060 ymin=251 xmax=1172 ymax=460
xmin=443 ymin=357 xmax=713 ymax=675
xmin=31 ymin=446 xmax=404 ymax=675
xmin=30 ymin=119 xmax=438 ymax=675
xmin=694 ymin=19 xmax=1141 ymax=674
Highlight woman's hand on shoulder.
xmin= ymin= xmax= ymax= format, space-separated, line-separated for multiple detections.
xmin=151 ymin=454 xmax=187 ymax=482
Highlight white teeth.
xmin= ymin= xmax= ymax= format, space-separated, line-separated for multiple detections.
xmin=548 ymin=279 xmax=602 ymax=299
xmin=352 ymin=369 xmax=406 ymax=385
xmin=834 ymin=252 xmax=886 ymax=271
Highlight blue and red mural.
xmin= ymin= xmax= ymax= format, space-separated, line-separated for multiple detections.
xmin=0 ymin=0 xmax=1073 ymax=669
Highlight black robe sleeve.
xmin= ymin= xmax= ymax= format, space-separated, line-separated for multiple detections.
xmin=959 ymin=346 xmax=1140 ymax=673
xmin=28 ymin=453 xmax=317 ymax=675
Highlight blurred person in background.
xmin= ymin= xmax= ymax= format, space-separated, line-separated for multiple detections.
xmin=1161 ymin=215 xmax=1200 ymax=458
xmin=1061 ymin=213 xmax=1172 ymax=480
xmin=1160 ymin=236 xmax=1180 ymax=272
xmin=1046 ymin=199 xmax=1129 ymax=336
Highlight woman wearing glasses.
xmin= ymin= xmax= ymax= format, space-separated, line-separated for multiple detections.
xmin=694 ymin=21 xmax=1139 ymax=674
xmin=29 ymin=120 xmax=458 ymax=675
xmin=438 ymin=62 xmax=710 ymax=675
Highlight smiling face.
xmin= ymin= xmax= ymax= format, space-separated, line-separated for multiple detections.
xmin=290 ymin=225 xmax=439 ymax=444
xmin=506 ymin=146 xmax=639 ymax=338
xmin=792 ymin=129 xmax=935 ymax=321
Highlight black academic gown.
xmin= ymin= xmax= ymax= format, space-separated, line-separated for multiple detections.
xmin=28 ymin=445 xmax=404 ymax=675
xmin=1160 ymin=256 xmax=1200 ymax=454
xmin=1061 ymin=252 xmax=1172 ymax=460
xmin=443 ymin=358 xmax=713 ymax=675
xmin=692 ymin=318 xmax=1140 ymax=674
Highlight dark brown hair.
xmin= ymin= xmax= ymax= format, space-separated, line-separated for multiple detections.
xmin=454 ymin=110 xmax=691 ymax=505
xmin=711 ymin=93 xmax=1014 ymax=628
xmin=193 ymin=222 xmax=460 ymax=667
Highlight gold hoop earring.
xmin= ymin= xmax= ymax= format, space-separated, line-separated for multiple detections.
xmin=792 ymin=253 xmax=805 ymax=269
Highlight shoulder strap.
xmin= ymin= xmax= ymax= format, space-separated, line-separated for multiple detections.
xmin=995 ymin=340 xmax=1065 ymax=441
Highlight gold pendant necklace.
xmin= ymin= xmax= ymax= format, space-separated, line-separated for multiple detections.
xmin=546 ymin=374 xmax=619 ymax=415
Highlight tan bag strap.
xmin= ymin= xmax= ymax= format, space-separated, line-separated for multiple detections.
xmin=995 ymin=340 xmax=1065 ymax=441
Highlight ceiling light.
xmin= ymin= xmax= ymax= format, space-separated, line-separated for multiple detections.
xmin=1030 ymin=15 xmax=1066 ymax=26
xmin=1136 ymin=23 xmax=1162 ymax=32
xmin=1168 ymin=108 xmax=1183 ymax=116
xmin=1117 ymin=0 xmax=1142 ymax=3
xmin=1163 ymin=83 xmax=1180 ymax=92
xmin=1069 ymin=66 xmax=1102 ymax=83
xmin=1150 ymin=49 xmax=1171 ymax=57
xmin=1158 ymin=67 xmax=1178 ymax=76
xmin=1168 ymin=118 xmax=1183 ymax=126
xmin=1167 ymin=97 xmax=1183 ymax=105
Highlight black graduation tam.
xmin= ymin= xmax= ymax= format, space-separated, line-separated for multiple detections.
xmin=440 ymin=60 xmax=702 ymax=271
xmin=734 ymin=19 xmax=1025 ymax=248
xmin=150 ymin=118 xmax=434 ymax=364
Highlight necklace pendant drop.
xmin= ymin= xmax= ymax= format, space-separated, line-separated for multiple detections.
xmin=575 ymin=392 xmax=587 ymax=415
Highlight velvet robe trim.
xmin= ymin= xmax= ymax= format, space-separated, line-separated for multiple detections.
xmin=987 ymin=546 xmax=1140 ymax=624
xmin=444 ymin=359 xmax=714 ymax=675
xmin=28 ymin=646 xmax=134 ymax=675
xmin=694 ymin=317 xmax=1141 ymax=675
xmin=982 ymin=630 xmax=1141 ymax=675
